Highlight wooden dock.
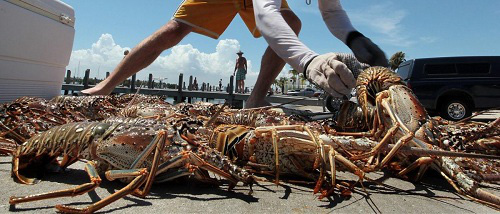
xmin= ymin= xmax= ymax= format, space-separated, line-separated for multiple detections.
xmin=61 ymin=72 xmax=326 ymax=108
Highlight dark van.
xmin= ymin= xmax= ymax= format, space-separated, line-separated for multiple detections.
xmin=396 ymin=56 xmax=500 ymax=121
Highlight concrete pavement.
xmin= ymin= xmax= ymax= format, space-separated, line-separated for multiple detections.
xmin=1 ymin=157 xmax=498 ymax=213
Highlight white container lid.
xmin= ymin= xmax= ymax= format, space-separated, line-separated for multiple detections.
xmin=5 ymin=0 xmax=75 ymax=27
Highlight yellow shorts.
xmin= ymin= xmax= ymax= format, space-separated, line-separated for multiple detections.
xmin=173 ymin=0 xmax=290 ymax=39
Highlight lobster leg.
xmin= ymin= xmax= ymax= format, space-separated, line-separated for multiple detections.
xmin=9 ymin=161 xmax=102 ymax=207
xmin=155 ymin=168 xmax=194 ymax=183
xmin=397 ymin=157 xmax=433 ymax=178
xmin=185 ymin=151 xmax=240 ymax=184
xmin=57 ymin=168 xmax=149 ymax=213
xmin=350 ymin=125 xmax=399 ymax=161
xmin=330 ymin=147 xmax=366 ymax=188
xmin=379 ymin=133 xmax=414 ymax=168
xmin=128 ymin=131 xmax=167 ymax=197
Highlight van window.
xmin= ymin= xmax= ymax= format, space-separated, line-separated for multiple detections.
xmin=425 ymin=64 xmax=456 ymax=75
xmin=456 ymin=63 xmax=490 ymax=74
xmin=396 ymin=63 xmax=411 ymax=79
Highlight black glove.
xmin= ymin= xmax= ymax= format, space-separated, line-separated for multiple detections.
xmin=346 ymin=31 xmax=388 ymax=67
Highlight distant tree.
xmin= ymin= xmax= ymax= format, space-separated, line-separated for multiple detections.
xmin=290 ymin=76 xmax=297 ymax=90
xmin=288 ymin=69 xmax=299 ymax=89
xmin=299 ymin=73 xmax=307 ymax=88
xmin=389 ymin=51 xmax=406 ymax=70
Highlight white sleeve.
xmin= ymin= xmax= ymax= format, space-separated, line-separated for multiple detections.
xmin=253 ymin=0 xmax=318 ymax=73
xmin=318 ymin=0 xmax=357 ymax=43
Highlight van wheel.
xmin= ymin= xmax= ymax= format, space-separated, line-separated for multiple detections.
xmin=325 ymin=95 xmax=343 ymax=113
xmin=440 ymin=99 xmax=472 ymax=121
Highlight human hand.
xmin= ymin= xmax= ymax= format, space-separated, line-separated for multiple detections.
xmin=305 ymin=53 xmax=356 ymax=97
xmin=349 ymin=36 xmax=388 ymax=67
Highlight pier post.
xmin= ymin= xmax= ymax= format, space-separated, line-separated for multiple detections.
xmin=148 ymin=74 xmax=153 ymax=89
xmin=64 ymin=70 xmax=71 ymax=95
xmin=131 ymin=74 xmax=136 ymax=91
xmin=83 ymin=69 xmax=90 ymax=89
xmin=176 ymin=73 xmax=183 ymax=104
xmin=189 ymin=75 xmax=193 ymax=91
xmin=229 ymin=76 xmax=234 ymax=95
xmin=106 ymin=72 xmax=110 ymax=78
xmin=187 ymin=82 xmax=192 ymax=103
xmin=228 ymin=75 xmax=234 ymax=107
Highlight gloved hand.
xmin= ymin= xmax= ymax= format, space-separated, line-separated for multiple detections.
xmin=305 ymin=53 xmax=357 ymax=97
xmin=349 ymin=35 xmax=388 ymax=67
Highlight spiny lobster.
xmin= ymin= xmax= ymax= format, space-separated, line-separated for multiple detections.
xmin=6 ymin=119 xmax=253 ymax=213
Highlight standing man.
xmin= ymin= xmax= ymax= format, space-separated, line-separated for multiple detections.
xmin=233 ymin=51 xmax=247 ymax=93
xmin=219 ymin=79 xmax=223 ymax=91
xmin=81 ymin=0 xmax=387 ymax=109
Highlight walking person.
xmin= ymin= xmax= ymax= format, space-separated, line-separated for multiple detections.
xmin=81 ymin=0 xmax=387 ymax=109
xmin=233 ymin=51 xmax=247 ymax=93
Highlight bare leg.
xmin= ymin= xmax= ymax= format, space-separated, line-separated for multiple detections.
xmin=242 ymin=80 xmax=245 ymax=93
xmin=245 ymin=10 xmax=301 ymax=108
xmin=82 ymin=20 xmax=192 ymax=95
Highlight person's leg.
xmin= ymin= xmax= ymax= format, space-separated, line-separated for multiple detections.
xmin=245 ymin=10 xmax=301 ymax=108
xmin=242 ymin=80 xmax=245 ymax=93
xmin=240 ymin=80 xmax=243 ymax=93
xmin=82 ymin=20 xmax=192 ymax=95
xmin=238 ymin=80 xmax=242 ymax=93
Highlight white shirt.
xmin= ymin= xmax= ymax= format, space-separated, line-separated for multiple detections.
xmin=253 ymin=0 xmax=356 ymax=72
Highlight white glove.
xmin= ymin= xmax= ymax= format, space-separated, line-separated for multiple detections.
xmin=305 ymin=53 xmax=356 ymax=97
xmin=349 ymin=36 xmax=388 ymax=67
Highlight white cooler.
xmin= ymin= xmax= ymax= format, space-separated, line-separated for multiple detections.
xmin=0 ymin=0 xmax=75 ymax=103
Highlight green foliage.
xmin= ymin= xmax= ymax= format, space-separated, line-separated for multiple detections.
xmin=389 ymin=51 xmax=406 ymax=70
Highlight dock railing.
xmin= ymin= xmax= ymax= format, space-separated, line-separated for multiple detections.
xmin=62 ymin=71 xmax=325 ymax=108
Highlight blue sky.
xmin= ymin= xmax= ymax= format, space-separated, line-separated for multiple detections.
xmin=63 ymin=0 xmax=500 ymax=87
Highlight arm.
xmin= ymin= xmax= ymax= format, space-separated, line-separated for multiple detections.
xmin=318 ymin=0 xmax=355 ymax=43
xmin=252 ymin=0 xmax=360 ymax=97
xmin=244 ymin=58 xmax=248 ymax=71
xmin=253 ymin=0 xmax=370 ymax=97
xmin=319 ymin=0 xmax=388 ymax=66
xmin=253 ymin=0 xmax=318 ymax=73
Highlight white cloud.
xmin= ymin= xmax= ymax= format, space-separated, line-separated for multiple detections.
xmin=67 ymin=34 xmax=255 ymax=87
xmin=348 ymin=2 xmax=440 ymax=48
xmin=349 ymin=3 xmax=414 ymax=47
xmin=419 ymin=36 xmax=438 ymax=44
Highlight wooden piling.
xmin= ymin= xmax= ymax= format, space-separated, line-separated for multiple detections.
xmin=83 ymin=69 xmax=90 ymax=89
xmin=131 ymin=74 xmax=136 ymax=91
xmin=176 ymin=73 xmax=183 ymax=104
xmin=189 ymin=75 xmax=193 ymax=91
xmin=148 ymin=74 xmax=153 ymax=89
xmin=64 ymin=70 xmax=71 ymax=95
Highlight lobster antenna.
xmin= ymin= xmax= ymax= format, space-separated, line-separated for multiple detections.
xmin=124 ymin=86 xmax=143 ymax=109
xmin=388 ymin=145 xmax=500 ymax=160
xmin=453 ymin=107 xmax=500 ymax=124
xmin=204 ymin=101 xmax=229 ymax=127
